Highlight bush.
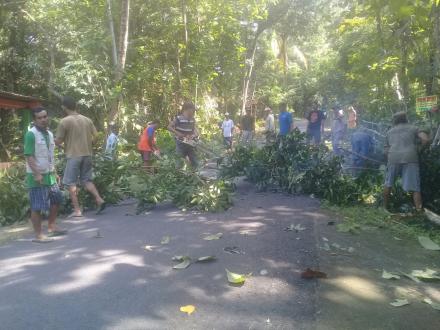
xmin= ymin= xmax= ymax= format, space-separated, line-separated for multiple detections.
xmin=0 ymin=166 xmax=29 ymax=226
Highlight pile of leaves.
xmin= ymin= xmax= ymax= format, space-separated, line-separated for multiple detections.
xmin=127 ymin=156 xmax=233 ymax=213
xmin=220 ymin=130 xmax=382 ymax=206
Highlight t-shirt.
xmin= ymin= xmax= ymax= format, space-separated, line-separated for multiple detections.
xmin=307 ymin=110 xmax=325 ymax=130
xmin=386 ymin=123 xmax=419 ymax=164
xmin=221 ymin=119 xmax=234 ymax=137
xmin=105 ymin=133 xmax=118 ymax=153
xmin=56 ymin=114 xmax=97 ymax=158
xmin=265 ymin=114 xmax=275 ymax=132
xmin=24 ymin=130 xmax=57 ymax=188
xmin=279 ymin=111 xmax=293 ymax=136
xmin=241 ymin=115 xmax=254 ymax=131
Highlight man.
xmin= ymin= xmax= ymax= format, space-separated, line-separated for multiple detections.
xmin=384 ymin=112 xmax=429 ymax=212
xmin=55 ymin=96 xmax=105 ymax=217
xmin=138 ymin=120 xmax=160 ymax=168
xmin=168 ymin=101 xmax=199 ymax=168
xmin=264 ymin=107 xmax=275 ymax=143
xmin=221 ymin=112 xmax=234 ymax=150
xmin=347 ymin=106 xmax=357 ymax=129
xmin=104 ymin=123 xmax=119 ymax=160
xmin=240 ymin=109 xmax=254 ymax=145
xmin=351 ymin=127 xmax=374 ymax=172
xmin=332 ymin=108 xmax=346 ymax=155
xmin=24 ymin=107 xmax=66 ymax=243
xmin=306 ymin=106 xmax=326 ymax=144
xmin=278 ymin=103 xmax=294 ymax=137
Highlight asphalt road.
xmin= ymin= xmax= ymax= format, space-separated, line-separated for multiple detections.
xmin=0 ymin=180 xmax=322 ymax=330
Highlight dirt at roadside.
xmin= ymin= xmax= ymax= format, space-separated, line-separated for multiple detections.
xmin=314 ymin=208 xmax=440 ymax=330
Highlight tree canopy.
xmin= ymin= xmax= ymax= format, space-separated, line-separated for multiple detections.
xmin=1 ymin=0 xmax=440 ymax=131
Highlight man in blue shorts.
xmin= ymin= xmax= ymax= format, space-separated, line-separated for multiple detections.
xmin=24 ymin=107 xmax=66 ymax=243
xmin=383 ymin=112 xmax=429 ymax=211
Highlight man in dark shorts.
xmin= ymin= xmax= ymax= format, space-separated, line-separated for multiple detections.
xmin=24 ymin=107 xmax=66 ymax=242
xmin=55 ymin=96 xmax=105 ymax=217
xmin=306 ymin=107 xmax=326 ymax=144
xmin=138 ymin=121 xmax=160 ymax=169
xmin=168 ymin=101 xmax=199 ymax=168
xmin=383 ymin=112 xmax=429 ymax=211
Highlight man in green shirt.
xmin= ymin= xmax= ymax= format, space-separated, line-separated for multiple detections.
xmin=24 ymin=107 xmax=66 ymax=243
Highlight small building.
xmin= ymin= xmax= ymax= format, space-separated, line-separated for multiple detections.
xmin=0 ymin=91 xmax=42 ymax=164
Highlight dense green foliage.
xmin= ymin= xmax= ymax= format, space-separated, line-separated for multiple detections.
xmin=0 ymin=167 xmax=28 ymax=226
xmin=221 ymin=130 xmax=440 ymax=213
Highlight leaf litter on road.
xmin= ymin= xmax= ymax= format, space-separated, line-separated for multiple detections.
xmin=161 ymin=236 xmax=171 ymax=245
xmin=172 ymin=256 xmax=191 ymax=269
xmin=382 ymin=270 xmax=401 ymax=280
xmin=284 ymin=224 xmax=306 ymax=232
xmin=390 ymin=299 xmax=410 ymax=307
xmin=180 ymin=305 xmax=196 ymax=315
xmin=301 ymin=268 xmax=327 ymax=279
xmin=423 ymin=298 xmax=440 ymax=311
xmin=203 ymin=233 xmax=223 ymax=240
xmin=418 ymin=236 xmax=440 ymax=251
xmin=223 ymin=246 xmax=244 ymax=254
xmin=411 ymin=268 xmax=440 ymax=281
xmin=196 ymin=256 xmax=216 ymax=262
xmin=226 ymin=269 xmax=251 ymax=284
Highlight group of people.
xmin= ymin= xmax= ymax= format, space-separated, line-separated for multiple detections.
xmin=25 ymin=96 xmax=106 ymax=242
xmin=25 ymin=97 xmax=434 ymax=242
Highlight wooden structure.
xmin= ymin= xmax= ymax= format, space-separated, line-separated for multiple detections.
xmin=0 ymin=91 xmax=42 ymax=164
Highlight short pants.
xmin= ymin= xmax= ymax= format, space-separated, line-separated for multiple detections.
xmin=29 ymin=184 xmax=63 ymax=212
xmin=176 ymin=141 xmax=198 ymax=168
xmin=223 ymin=136 xmax=233 ymax=149
xmin=62 ymin=156 xmax=93 ymax=186
xmin=385 ymin=163 xmax=420 ymax=192
xmin=306 ymin=127 xmax=322 ymax=144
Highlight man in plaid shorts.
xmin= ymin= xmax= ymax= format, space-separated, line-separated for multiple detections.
xmin=24 ymin=107 xmax=66 ymax=243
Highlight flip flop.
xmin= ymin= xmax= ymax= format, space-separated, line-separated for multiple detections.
xmin=68 ymin=213 xmax=84 ymax=219
xmin=48 ymin=230 xmax=68 ymax=237
xmin=32 ymin=237 xmax=54 ymax=243
xmin=96 ymin=202 xmax=107 ymax=215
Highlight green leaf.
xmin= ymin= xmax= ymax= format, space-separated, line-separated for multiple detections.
xmin=196 ymin=256 xmax=216 ymax=262
xmin=161 ymin=236 xmax=171 ymax=245
xmin=390 ymin=299 xmax=410 ymax=307
xmin=382 ymin=270 xmax=401 ymax=280
xmin=400 ymin=271 xmax=421 ymax=283
xmin=203 ymin=233 xmax=223 ymax=240
xmin=410 ymin=269 xmax=440 ymax=281
xmin=418 ymin=236 xmax=440 ymax=251
xmin=423 ymin=298 xmax=440 ymax=311
xmin=173 ymin=257 xmax=191 ymax=269
xmin=226 ymin=269 xmax=251 ymax=284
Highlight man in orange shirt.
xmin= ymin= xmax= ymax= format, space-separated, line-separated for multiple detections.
xmin=138 ymin=121 xmax=160 ymax=169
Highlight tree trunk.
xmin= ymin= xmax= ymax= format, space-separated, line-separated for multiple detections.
xmin=108 ymin=0 xmax=130 ymax=123
xmin=106 ymin=0 xmax=118 ymax=68
xmin=431 ymin=3 xmax=440 ymax=94
xmin=181 ymin=0 xmax=189 ymax=67
xmin=241 ymin=34 xmax=259 ymax=115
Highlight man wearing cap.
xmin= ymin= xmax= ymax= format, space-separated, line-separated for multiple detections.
xmin=168 ymin=101 xmax=199 ymax=168
xmin=24 ymin=107 xmax=66 ymax=242
xmin=221 ymin=112 xmax=234 ymax=150
xmin=264 ymin=107 xmax=275 ymax=143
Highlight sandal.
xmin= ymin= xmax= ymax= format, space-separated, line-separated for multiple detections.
xmin=32 ymin=237 xmax=54 ymax=243
xmin=48 ymin=230 xmax=68 ymax=237
xmin=96 ymin=202 xmax=107 ymax=215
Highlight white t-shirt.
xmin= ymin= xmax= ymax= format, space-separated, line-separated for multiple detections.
xmin=221 ymin=119 xmax=234 ymax=137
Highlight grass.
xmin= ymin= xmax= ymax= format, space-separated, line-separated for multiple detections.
xmin=323 ymin=202 xmax=440 ymax=245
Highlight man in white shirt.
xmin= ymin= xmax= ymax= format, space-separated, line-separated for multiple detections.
xmin=105 ymin=123 xmax=119 ymax=160
xmin=221 ymin=112 xmax=234 ymax=150
xmin=264 ymin=107 xmax=275 ymax=143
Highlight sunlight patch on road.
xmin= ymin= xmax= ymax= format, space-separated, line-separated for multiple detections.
xmin=325 ymin=275 xmax=386 ymax=302
xmin=0 ymin=251 xmax=55 ymax=279
xmin=41 ymin=252 xmax=145 ymax=295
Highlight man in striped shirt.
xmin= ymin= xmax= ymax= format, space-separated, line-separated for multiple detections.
xmin=168 ymin=101 xmax=199 ymax=168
